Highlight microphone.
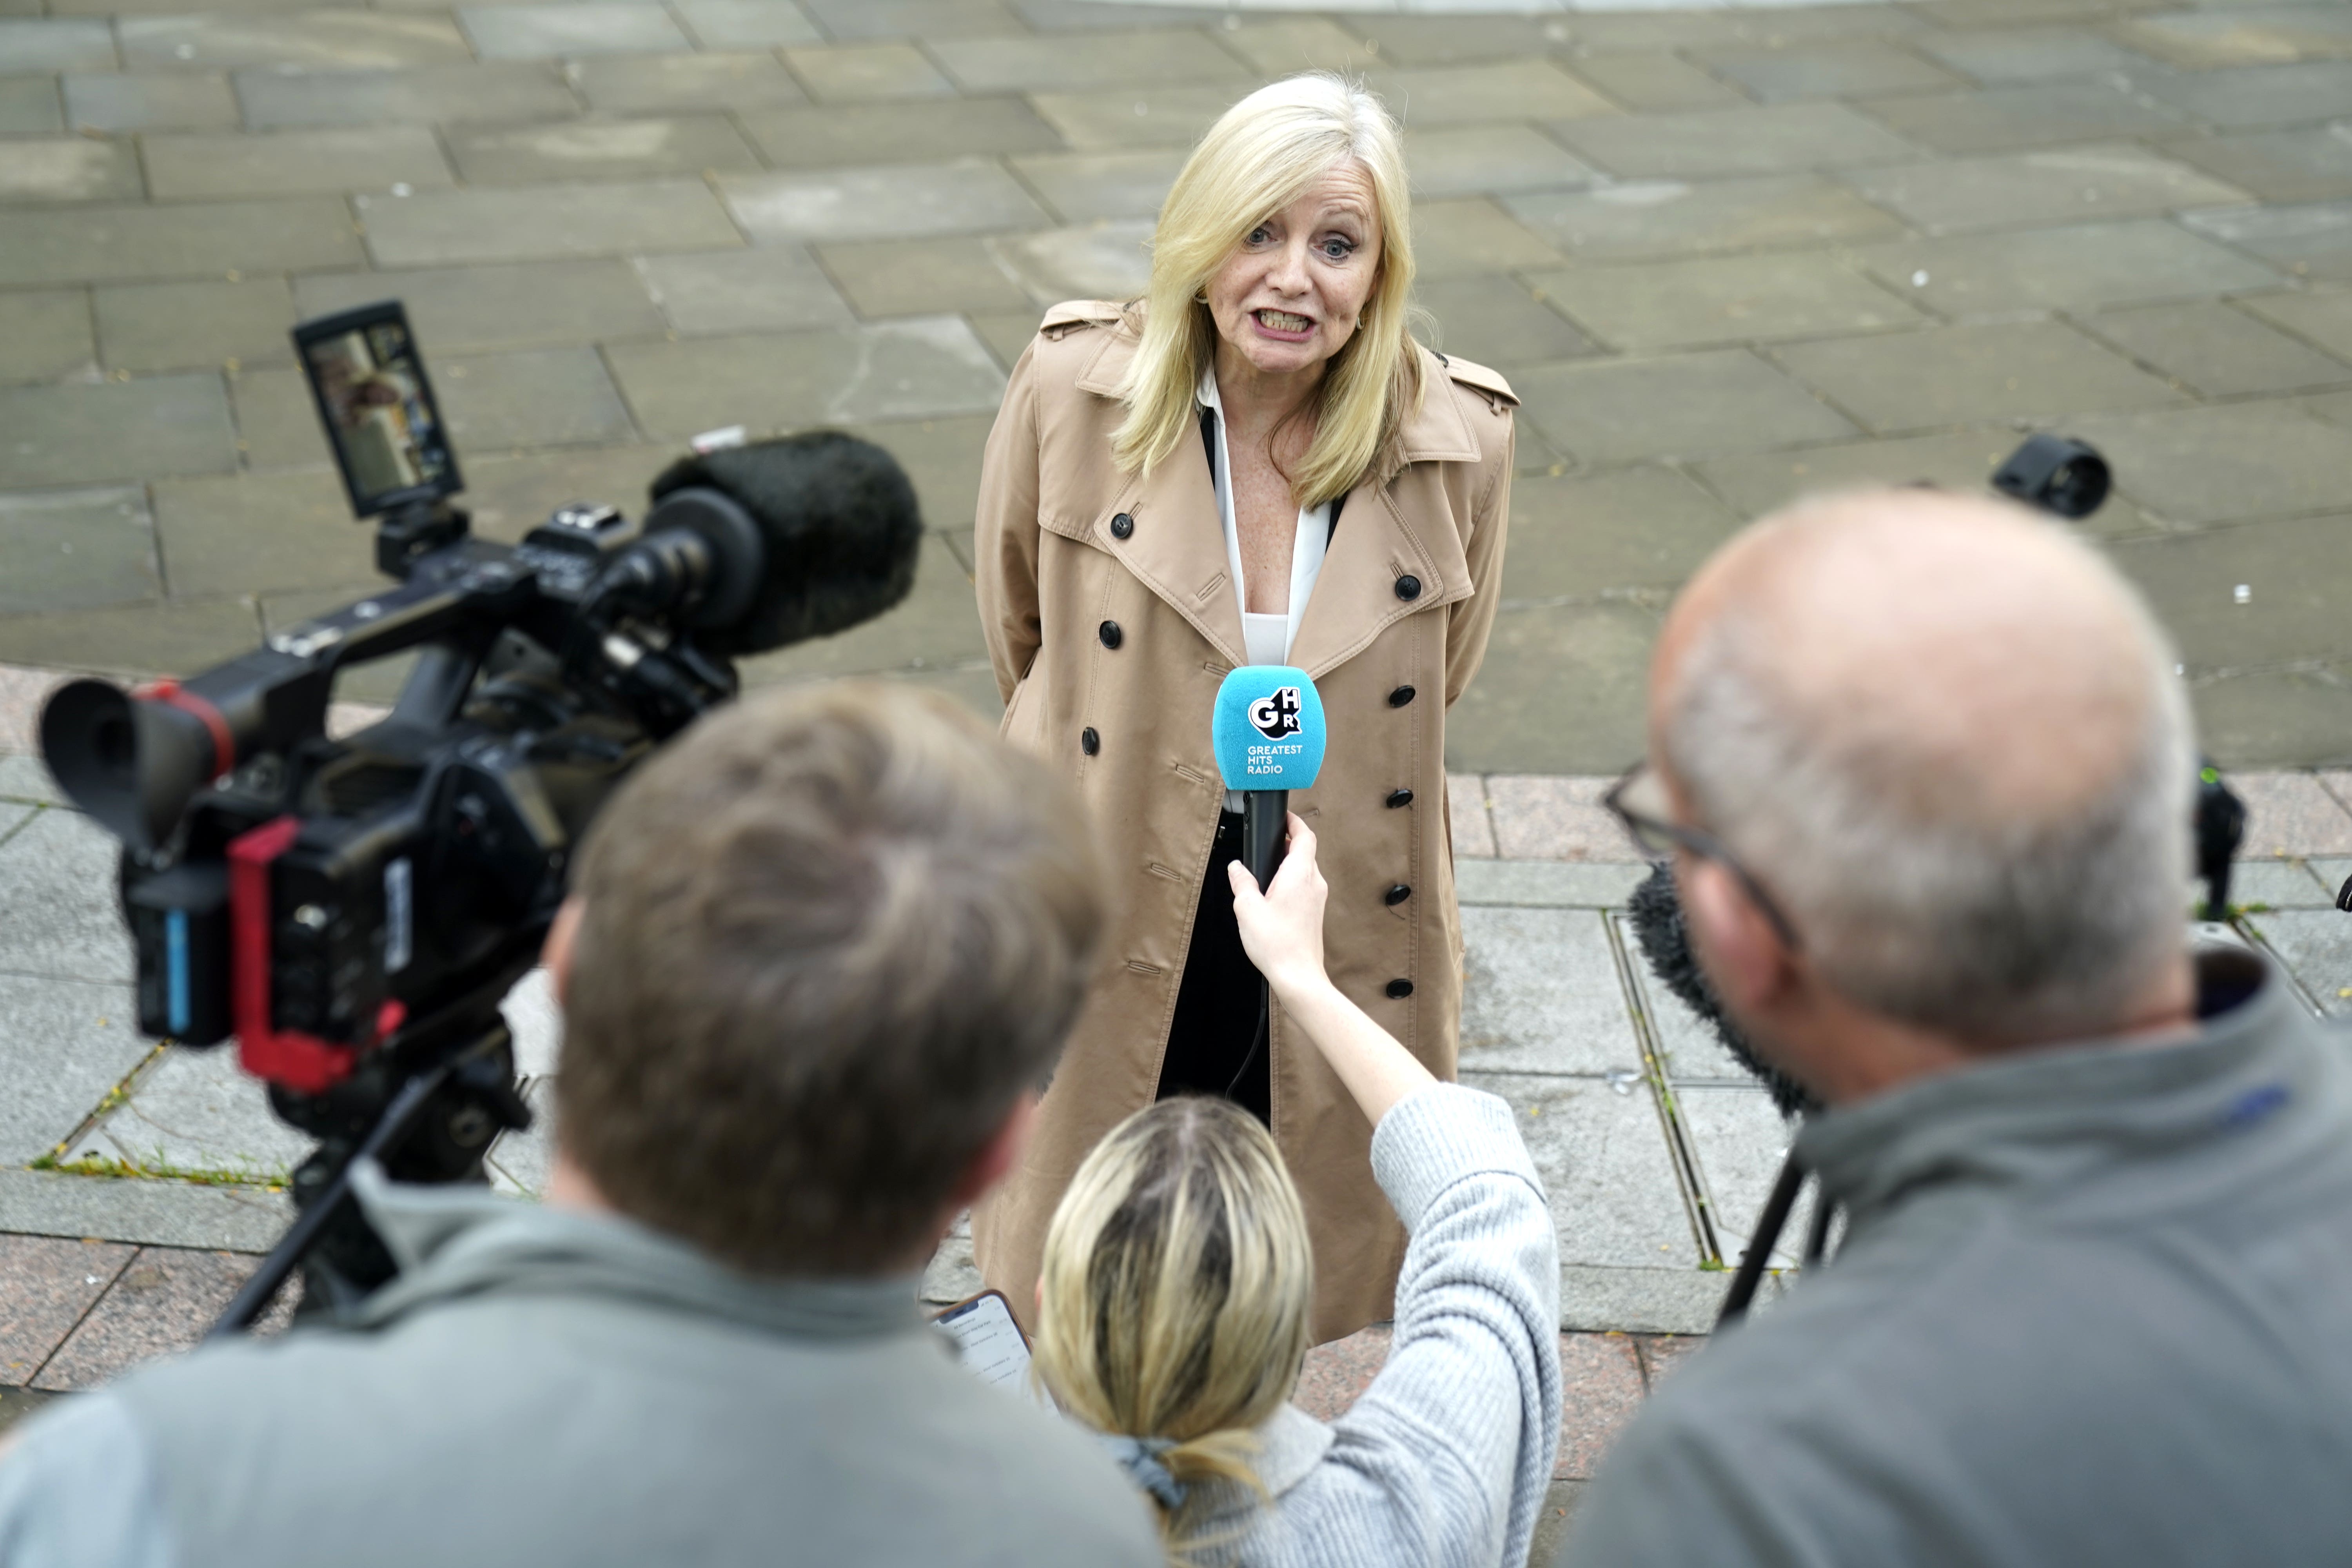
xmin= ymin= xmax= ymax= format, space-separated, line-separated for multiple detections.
xmin=1212 ymin=665 xmax=1327 ymax=890
xmin=599 ymin=430 xmax=924 ymax=656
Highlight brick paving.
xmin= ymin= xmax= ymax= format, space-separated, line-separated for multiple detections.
xmin=5 ymin=0 xmax=2352 ymax=1504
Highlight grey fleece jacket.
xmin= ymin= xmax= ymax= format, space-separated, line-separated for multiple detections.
xmin=1177 ymin=1083 xmax=1563 ymax=1568
xmin=0 ymin=1167 xmax=1159 ymax=1568
xmin=1564 ymin=945 xmax=2352 ymax=1567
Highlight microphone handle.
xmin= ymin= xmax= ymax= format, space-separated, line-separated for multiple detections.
xmin=1242 ymin=790 xmax=1288 ymax=891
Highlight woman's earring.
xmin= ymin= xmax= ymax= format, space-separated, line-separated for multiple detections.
xmin=1194 ymin=291 xmax=1210 ymax=304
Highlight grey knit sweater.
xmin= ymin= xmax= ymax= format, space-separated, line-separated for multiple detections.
xmin=1176 ymin=1083 xmax=1563 ymax=1568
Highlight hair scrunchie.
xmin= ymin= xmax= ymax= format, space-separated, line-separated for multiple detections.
xmin=1100 ymin=1434 xmax=1188 ymax=1511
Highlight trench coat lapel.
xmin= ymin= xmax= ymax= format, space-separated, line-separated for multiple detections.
xmin=1287 ymin=347 xmax=1481 ymax=681
xmin=1070 ymin=330 xmax=1247 ymax=670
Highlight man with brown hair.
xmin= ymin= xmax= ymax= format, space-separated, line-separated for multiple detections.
xmin=0 ymin=684 xmax=1161 ymax=1568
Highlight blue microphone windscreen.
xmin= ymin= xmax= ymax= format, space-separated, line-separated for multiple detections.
xmin=1212 ymin=666 xmax=1326 ymax=791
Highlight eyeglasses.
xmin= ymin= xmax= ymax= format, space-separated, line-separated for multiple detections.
xmin=1602 ymin=761 xmax=1804 ymax=953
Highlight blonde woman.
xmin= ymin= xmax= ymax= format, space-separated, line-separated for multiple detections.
xmin=1034 ymin=817 xmax=1562 ymax=1568
xmin=974 ymin=72 xmax=1517 ymax=1346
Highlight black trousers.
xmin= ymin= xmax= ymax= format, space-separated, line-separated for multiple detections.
xmin=1156 ymin=810 xmax=1271 ymax=1125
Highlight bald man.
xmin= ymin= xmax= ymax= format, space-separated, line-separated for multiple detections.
xmin=1559 ymin=489 xmax=2352 ymax=1566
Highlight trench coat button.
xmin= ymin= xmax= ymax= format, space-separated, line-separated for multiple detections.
xmin=1386 ymin=788 xmax=1414 ymax=808
xmin=1388 ymin=684 xmax=1416 ymax=708
xmin=1385 ymin=978 xmax=1414 ymax=999
xmin=1099 ymin=620 xmax=1123 ymax=650
xmin=1394 ymin=575 xmax=1422 ymax=601
xmin=1384 ymin=883 xmax=1412 ymax=906
xmin=1081 ymin=727 xmax=1100 ymax=756
xmin=1110 ymin=513 xmax=1134 ymax=540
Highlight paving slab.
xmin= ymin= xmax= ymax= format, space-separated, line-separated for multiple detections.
xmin=463 ymin=2 xmax=689 ymax=58
xmin=603 ymin=315 xmax=1005 ymax=436
xmin=454 ymin=443 xmax=674 ymax=540
xmin=1502 ymin=467 xmax=1740 ymax=599
xmin=1910 ymin=27 xmax=2158 ymax=85
xmin=1219 ymin=18 xmax=1382 ymax=76
xmin=143 ymin=124 xmax=454 ymax=203
xmin=1406 ymin=124 xmax=1601 ymax=201
xmin=1561 ymin=52 xmax=1746 ymax=114
xmin=2110 ymin=513 xmax=2352 ymax=671
xmin=1417 ymin=275 xmax=1598 ymax=368
xmin=720 ymin=158 xmax=1047 ymax=243
xmin=1529 ymin=251 xmax=1922 ymax=352
xmin=1483 ymin=775 xmax=1644 ymax=864
xmin=234 ymin=61 xmax=581 ymax=128
xmin=1408 ymin=197 xmax=1564 ymax=281
xmin=987 ymin=220 xmax=1155 ymax=304
xmin=2129 ymin=61 xmax=2352 ymax=133
xmin=295 ymin=260 xmax=665 ymax=356
xmin=486 ymin=1076 xmax=556 ymax=1195
xmin=670 ymin=0 xmax=818 ymax=48
xmin=0 ymin=1235 xmax=132 ymax=1386
xmin=2225 ymin=856 xmax=2332 ymax=909
xmin=0 ymin=486 xmax=160 ymax=615
xmin=0 ymin=962 xmax=149 ymax=1161
xmin=1354 ymin=14 xmax=1567 ymax=66
xmin=93 ymin=278 xmax=293 ymax=378
xmin=227 ymin=365 xmax=328 ymax=471
xmin=632 ymin=246 xmax=853 ymax=334
xmin=2227 ymin=771 xmax=2352 ymax=857
xmin=929 ymin=28 xmax=1251 ymax=92
xmin=1456 ymin=857 xmax=1650 ymax=910
xmin=0 ymin=139 xmax=143 ymax=206
xmin=1553 ymin=1332 xmax=1647 ymax=1479
xmin=0 ymin=17 xmax=116 ymax=71
xmin=565 ymin=50 xmax=806 ymax=113
xmin=0 ymin=1165 xmax=288 ymax=1252
xmin=2167 ymin=128 xmax=2352 ymax=206
xmin=1368 ymin=60 xmax=1618 ymax=127
xmin=33 ymin=1247 xmax=279 ymax=1390
xmin=2070 ymin=401 xmax=2352 ymax=525
xmin=1009 ymin=147 xmax=1185 ymax=223
xmin=436 ymin=345 xmax=637 ymax=452
xmin=1859 ymin=81 xmax=2191 ymax=155
xmin=60 ymin=1044 xmax=310 ymax=1181
xmin=151 ymin=468 xmax=372 ymax=597
xmin=0 ymin=597 xmax=262 ymax=679
xmin=740 ymin=96 xmax=1063 ymax=167
xmin=1459 ymin=905 xmax=1644 ymax=1076
xmin=1451 ymin=771 xmax=1499 ymax=860
xmin=1842 ymin=144 xmax=2251 ymax=233
xmin=2116 ymin=7 xmax=2352 ymax=70
xmin=1676 ymin=1085 xmax=1811 ymax=1267
xmin=0 ymin=77 xmax=62 ymax=136
xmin=1557 ymin=1262 xmax=1723 ymax=1336
xmin=1444 ymin=601 xmax=1659 ymax=777
xmin=356 ymin=180 xmax=742 ymax=268
xmin=1857 ymin=218 xmax=2284 ymax=314
xmin=783 ymin=41 xmax=956 ymax=101
xmin=2084 ymin=299 xmax=2352 ymax=396
xmin=2181 ymin=200 xmax=2352 ymax=283
xmin=1696 ymin=426 xmax=2158 ymax=528
xmin=0 ymin=289 xmax=96 ymax=385
xmin=1467 ymin=1070 xmax=1699 ymax=1270
xmin=1547 ymin=102 xmax=1922 ymax=180
xmin=444 ymin=115 xmax=761 ymax=185
xmin=1503 ymin=175 xmax=1905 ymax=261
xmin=1028 ymin=82 xmax=1244 ymax=152
xmin=2193 ymin=668 xmax=2352 ymax=771
xmin=795 ymin=0 xmax=1024 ymax=44
xmin=1774 ymin=319 xmax=2186 ymax=432
xmin=0 ymin=198 xmax=361 ymax=285
xmin=1514 ymin=348 xmax=1857 ymax=465
xmin=1691 ymin=39 xmax=1965 ymax=102
xmin=119 ymin=12 xmax=472 ymax=71
xmin=1626 ymin=949 xmax=1752 ymax=1084
xmin=817 ymin=235 xmax=1034 ymax=317
xmin=2246 ymin=908 xmax=2352 ymax=1014
xmin=0 ymin=374 xmax=236 ymax=488
xmin=2241 ymin=290 xmax=2352 ymax=364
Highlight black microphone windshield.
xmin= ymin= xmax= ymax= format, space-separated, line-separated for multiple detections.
xmin=644 ymin=430 xmax=923 ymax=658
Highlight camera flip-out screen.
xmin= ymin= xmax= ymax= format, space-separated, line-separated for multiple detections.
xmin=293 ymin=302 xmax=462 ymax=519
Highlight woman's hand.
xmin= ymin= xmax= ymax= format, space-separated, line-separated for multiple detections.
xmin=1228 ymin=813 xmax=1329 ymax=1002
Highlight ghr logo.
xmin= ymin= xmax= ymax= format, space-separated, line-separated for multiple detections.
xmin=1250 ymin=686 xmax=1301 ymax=740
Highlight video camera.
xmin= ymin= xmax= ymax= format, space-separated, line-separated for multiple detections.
xmin=39 ymin=301 xmax=922 ymax=1324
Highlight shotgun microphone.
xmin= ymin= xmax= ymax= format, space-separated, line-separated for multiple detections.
xmin=1212 ymin=665 xmax=1328 ymax=889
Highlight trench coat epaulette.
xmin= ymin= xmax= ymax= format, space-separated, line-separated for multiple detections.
xmin=1039 ymin=299 xmax=1128 ymax=341
xmin=1436 ymin=353 xmax=1517 ymax=413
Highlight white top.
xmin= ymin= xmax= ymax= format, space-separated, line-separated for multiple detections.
xmin=1200 ymin=367 xmax=1331 ymax=810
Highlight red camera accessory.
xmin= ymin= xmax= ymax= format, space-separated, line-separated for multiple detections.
xmin=228 ymin=817 xmax=404 ymax=1094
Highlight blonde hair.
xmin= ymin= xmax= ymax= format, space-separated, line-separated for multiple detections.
xmin=1113 ymin=73 xmax=1421 ymax=510
xmin=1033 ymin=1098 xmax=1315 ymax=1559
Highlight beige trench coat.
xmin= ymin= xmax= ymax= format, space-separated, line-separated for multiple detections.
xmin=971 ymin=301 xmax=1516 ymax=1344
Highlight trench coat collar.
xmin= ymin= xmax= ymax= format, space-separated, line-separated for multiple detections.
xmin=1068 ymin=329 xmax=1479 ymax=680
